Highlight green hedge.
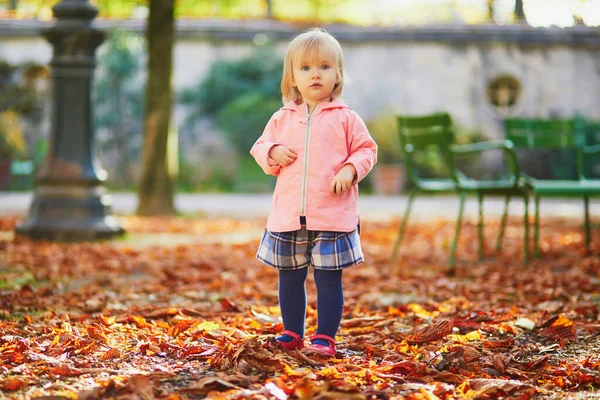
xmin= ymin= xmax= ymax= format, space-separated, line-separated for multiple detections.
xmin=180 ymin=47 xmax=283 ymax=154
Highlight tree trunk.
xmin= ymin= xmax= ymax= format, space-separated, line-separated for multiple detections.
xmin=9 ymin=0 xmax=17 ymax=11
xmin=115 ymin=84 xmax=129 ymax=187
xmin=515 ymin=0 xmax=526 ymax=22
xmin=265 ymin=0 xmax=273 ymax=18
xmin=136 ymin=0 xmax=175 ymax=216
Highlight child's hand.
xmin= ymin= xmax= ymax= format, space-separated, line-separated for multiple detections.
xmin=330 ymin=164 xmax=357 ymax=195
xmin=269 ymin=145 xmax=298 ymax=167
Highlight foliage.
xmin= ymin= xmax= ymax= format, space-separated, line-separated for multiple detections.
xmin=175 ymin=0 xmax=266 ymax=19
xmin=0 ymin=214 xmax=599 ymax=398
xmin=0 ymin=111 xmax=25 ymax=158
xmin=233 ymin=154 xmax=275 ymax=192
xmin=176 ymin=156 xmax=236 ymax=192
xmin=180 ymin=47 xmax=282 ymax=116
xmin=94 ymin=29 xmax=145 ymax=186
xmin=179 ymin=47 xmax=282 ymax=153
xmin=0 ymin=61 xmax=42 ymax=118
xmin=7 ymin=0 xmax=595 ymax=27
xmin=217 ymin=92 xmax=282 ymax=153
xmin=95 ymin=0 xmax=146 ymax=18
xmin=0 ymin=60 xmax=46 ymax=159
xmin=94 ymin=30 xmax=145 ymax=132
xmin=365 ymin=111 xmax=402 ymax=164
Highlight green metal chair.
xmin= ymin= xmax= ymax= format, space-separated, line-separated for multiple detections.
xmin=391 ymin=112 xmax=530 ymax=267
xmin=9 ymin=159 xmax=34 ymax=190
xmin=504 ymin=118 xmax=600 ymax=257
xmin=584 ymin=121 xmax=600 ymax=179
xmin=8 ymin=139 xmax=47 ymax=191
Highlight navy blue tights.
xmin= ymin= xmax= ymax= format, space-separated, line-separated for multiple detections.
xmin=277 ymin=268 xmax=344 ymax=347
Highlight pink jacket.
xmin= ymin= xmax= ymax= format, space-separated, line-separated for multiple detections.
xmin=250 ymin=99 xmax=378 ymax=232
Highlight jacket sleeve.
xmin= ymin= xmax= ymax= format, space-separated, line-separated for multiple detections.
xmin=250 ymin=113 xmax=281 ymax=176
xmin=344 ymin=111 xmax=378 ymax=184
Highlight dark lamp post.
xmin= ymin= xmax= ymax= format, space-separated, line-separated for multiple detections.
xmin=16 ymin=0 xmax=125 ymax=241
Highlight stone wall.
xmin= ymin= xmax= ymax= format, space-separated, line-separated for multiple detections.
xmin=1 ymin=18 xmax=598 ymax=138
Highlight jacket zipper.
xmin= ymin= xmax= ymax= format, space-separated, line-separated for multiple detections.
xmin=300 ymin=104 xmax=317 ymax=216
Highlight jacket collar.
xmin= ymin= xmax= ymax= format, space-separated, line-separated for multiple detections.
xmin=281 ymin=98 xmax=350 ymax=114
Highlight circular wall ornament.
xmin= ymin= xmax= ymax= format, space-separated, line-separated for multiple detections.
xmin=485 ymin=73 xmax=524 ymax=118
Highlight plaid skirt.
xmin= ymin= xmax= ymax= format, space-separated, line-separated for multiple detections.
xmin=256 ymin=224 xmax=363 ymax=270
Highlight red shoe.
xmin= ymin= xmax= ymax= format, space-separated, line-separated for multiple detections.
xmin=276 ymin=330 xmax=304 ymax=350
xmin=305 ymin=334 xmax=336 ymax=357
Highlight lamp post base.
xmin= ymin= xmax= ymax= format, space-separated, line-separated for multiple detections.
xmin=16 ymin=186 xmax=125 ymax=241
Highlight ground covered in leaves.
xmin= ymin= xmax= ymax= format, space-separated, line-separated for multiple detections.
xmin=0 ymin=214 xmax=599 ymax=399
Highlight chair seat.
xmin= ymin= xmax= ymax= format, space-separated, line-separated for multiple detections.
xmin=416 ymin=179 xmax=457 ymax=191
xmin=457 ymin=178 xmax=519 ymax=192
xmin=417 ymin=178 xmax=527 ymax=194
xmin=529 ymin=179 xmax=600 ymax=196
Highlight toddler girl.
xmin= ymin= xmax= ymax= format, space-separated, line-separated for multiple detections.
xmin=250 ymin=27 xmax=377 ymax=357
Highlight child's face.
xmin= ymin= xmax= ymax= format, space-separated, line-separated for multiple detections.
xmin=292 ymin=47 xmax=339 ymax=109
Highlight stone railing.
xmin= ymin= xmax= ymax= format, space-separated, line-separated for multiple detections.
xmin=1 ymin=18 xmax=599 ymax=48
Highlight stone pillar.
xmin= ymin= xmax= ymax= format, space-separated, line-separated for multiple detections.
xmin=16 ymin=0 xmax=124 ymax=241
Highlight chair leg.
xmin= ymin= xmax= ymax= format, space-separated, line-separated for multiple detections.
xmin=496 ymin=196 xmax=511 ymax=251
xmin=478 ymin=192 xmax=484 ymax=262
xmin=584 ymin=195 xmax=590 ymax=255
xmin=449 ymin=191 xmax=466 ymax=268
xmin=534 ymin=195 xmax=540 ymax=259
xmin=523 ymin=194 xmax=529 ymax=265
xmin=391 ymin=189 xmax=417 ymax=261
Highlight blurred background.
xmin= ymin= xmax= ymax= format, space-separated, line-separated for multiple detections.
xmin=0 ymin=0 xmax=599 ymax=195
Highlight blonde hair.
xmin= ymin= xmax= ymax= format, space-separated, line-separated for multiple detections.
xmin=281 ymin=27 xmax=345 ymax=105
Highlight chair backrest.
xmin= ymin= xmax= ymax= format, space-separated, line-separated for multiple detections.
xmin=504 ymin=118 xmax=586 ymax=148
xmin=396 ymin=112 xmax=458 ymax=184
xmin=587 ymin=121 xmax=600 ymax=144
xmin=397 ymin=113 xmax=454 ymax=150
xmin=504 ymin=118 xmax=589 ymax=180
xmin=584 ymin=121 xmax=600 ymax=178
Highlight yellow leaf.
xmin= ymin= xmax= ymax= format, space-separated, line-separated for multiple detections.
xmin=448 ymin=330 xmax=483 ymax=343
xmin=195 ymin=321 xmax=221 ymax=332
xmin=407 ymin=303 xmax=439 ymax=319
